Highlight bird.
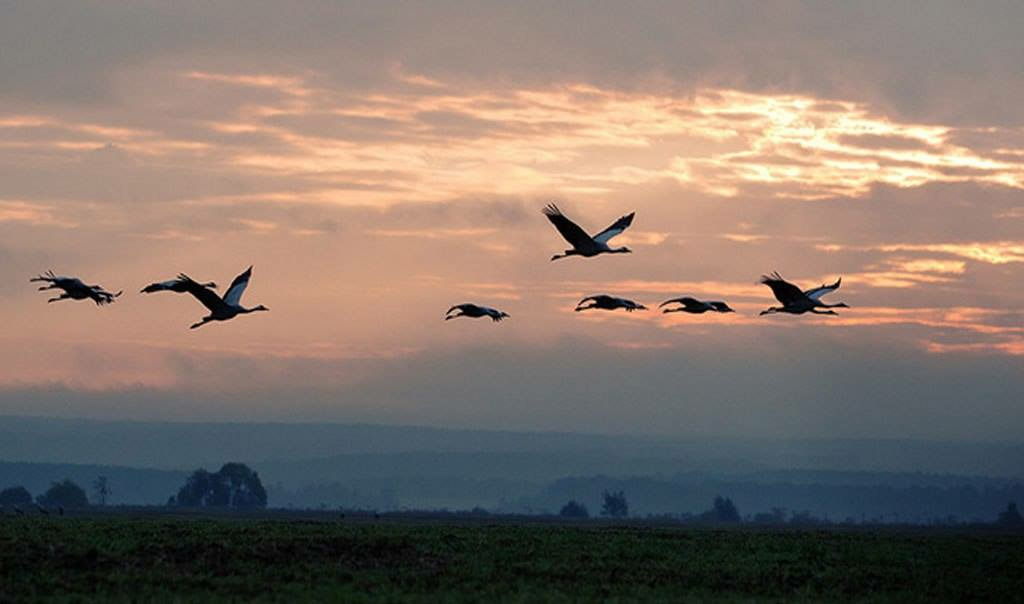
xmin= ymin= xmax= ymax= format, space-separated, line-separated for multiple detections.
xmin=141 ymin=276 xmax=217 ymax=294
xmin=659 ymin=297 xmax=735 ymax=314
xmin=30 ymin=270 xmax=121 ymax=305
xmin=575 ymin=295 xmax=647 ymax=312
xmin=542 ymin=203 xmax=635 ymax=261
xmin=759 ymin=272 xmax=849 ymax=316
xmin=445 ymin=303 xmax=510 ymax=322
xmin=176 ymin=266 xmax=269 ymax=329
xmin=35 ymin=503 xmax=49 ymax=516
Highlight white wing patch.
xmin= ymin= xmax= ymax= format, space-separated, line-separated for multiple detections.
xmin=804 ymin=279 xmax=841 ymax=300
xmin=223 ymin=268 xmax=252 ymax=306
xmin=593 ymin=228 xmax=626 ymax=244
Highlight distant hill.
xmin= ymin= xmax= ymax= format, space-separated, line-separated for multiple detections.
xmin=1 ymin=415 xmax=1021 ymax=479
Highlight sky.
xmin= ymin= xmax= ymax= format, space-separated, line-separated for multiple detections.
xmin=2 ymin=1 xmax=1024 ymax=441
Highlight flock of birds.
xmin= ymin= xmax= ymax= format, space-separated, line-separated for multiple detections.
xmin=30 ymin=203 xmax=848 ymax=327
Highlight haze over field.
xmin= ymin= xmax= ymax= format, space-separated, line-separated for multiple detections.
xmin=2 ymin=2 xmax=1024 ymax=444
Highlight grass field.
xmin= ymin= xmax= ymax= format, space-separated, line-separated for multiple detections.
xmin=1 ymin=514 xmax=1022 ymax=602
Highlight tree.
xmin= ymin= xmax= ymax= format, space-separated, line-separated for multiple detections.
xmin=712 ymin=496 xmax=741 ymax=524
xmin=92 ymin=476 xmax=111 ymax=506
xmin=37 ymin=479 xmax=88 ymax=508
xmin=174 ymin=463 xmax=267 ymax=509
xmin=600 ymin=490 xmax=628 ymax=518
xmin=0 ymin=486 xmax=33 ymax=506
xmin=998 ymin=502 xmax=1023 ymax=527
xmin=217 ymin=463 xmax=268 ymax=509
xmin=560 ymin=500 xmax=590 ymax=518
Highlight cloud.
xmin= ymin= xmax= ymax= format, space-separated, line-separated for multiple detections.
xmin=2 ymin=2 xmax=1024 ymax=441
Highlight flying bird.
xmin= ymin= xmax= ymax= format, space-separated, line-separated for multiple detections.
xmin=445 ymin=303 xmax=510 ymax=322
xmin=659 ymin=297 xmax=735 ymax=314
xmin=141 ymin=277 xmax=217 ymax=294
xmin=30 ymin=270 xmax=121 ymax=305
xmin=177 ymin=266 xmax=268 ymax=329
xmin=575 ymin=295 xmax=647 ymax=312
xmin=542 ymin=203 xmax=635 ymax=261
xmin=759 ymin=272 xmax=848 ymax=316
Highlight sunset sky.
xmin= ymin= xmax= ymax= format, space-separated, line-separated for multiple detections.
xmin=3 ymin=2 xmax=1024 ymax=440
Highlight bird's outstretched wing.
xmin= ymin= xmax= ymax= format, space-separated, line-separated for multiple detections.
xmin=576 ymin=295 xmax=605 ymax=305
xmin=592 ymin=212 xmax=635 ymax=244
xmin=659 ymin=296 xmax=700 ymax=308
xmin=446 ymin=303 xmax=475 ymax=314
xmin=222 ymin=266 xmax=253 ymax=306
xmin=141 ymin=279 xmax=176 ymax=293
xmin=542 ymin=204 xmax=592 ymax=248
xmin=177 ymin=273 xmax=224 ymax=312
xmin=804 ymin=277 xmax=841 ymax=300
xmin=760 ymin=272 xmax=807 ymax=305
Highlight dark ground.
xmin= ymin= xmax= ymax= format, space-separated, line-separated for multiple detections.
xmin=1 ymin=510 xmax=1022 ymax=602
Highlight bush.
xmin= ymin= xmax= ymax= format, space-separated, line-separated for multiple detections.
xmin=600 ymin=490 xmax=628 ymax=518
xmin=560 ymin=500 xmax=590 ymax=518
xmin=712 ymin=496 xmax=741 ymax=523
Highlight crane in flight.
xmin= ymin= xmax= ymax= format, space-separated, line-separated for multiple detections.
xmin=30 ymin=270 xmax=121 ymax=305
xmin=575 ymin=295 xmax=646 ymax=312
xmin=659 ymin=297 xmax=735 ymax=314
xmin=542 ymin=204 xmax=635 ymax=261
xmin=759 ymin=272 xmax=848 ymax=316
xmin=177 ymin=266 xmax=268 ymax=329
xmin=445 ymin=303 xmax=510 ymax=322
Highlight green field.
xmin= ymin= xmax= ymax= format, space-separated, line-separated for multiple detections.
xmin=1 ymin=515 xmax=1022 ymax=602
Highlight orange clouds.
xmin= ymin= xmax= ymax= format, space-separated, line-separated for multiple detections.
xmin=2 ymin=65 xmax=1024 ymax=383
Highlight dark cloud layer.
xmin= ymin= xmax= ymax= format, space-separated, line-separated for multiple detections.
xmin=4 ymin=2 xmax=1024 ymax=125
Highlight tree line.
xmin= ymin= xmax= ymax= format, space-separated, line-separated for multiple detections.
xmin=1 ymin=463 xmax=269 ymax=512
xmin=557 ymin=490 xmax=1023 ymax=528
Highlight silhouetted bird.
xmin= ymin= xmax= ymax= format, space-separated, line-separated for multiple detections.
xmin=30 ymin=270 xmax=121 ymax=305
xmin=177 ymin=266 xmax=269 ymax=329
xmin=759 ymin=272 xmax=848 ymax=316
xmin=141 ymin=277 xmax=217 ymax=294
xmin=445 ymin=303 xmax=510 ymax=322
xmin=660 ymin=297 xmax=735 ymax=314
xmin=35 ymin=503 xmax=48 ymax=516
xmin=575 ymin=295 xmax=646 ymax=312
xmin=542 ymin=204 xmax=635 ymax=260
